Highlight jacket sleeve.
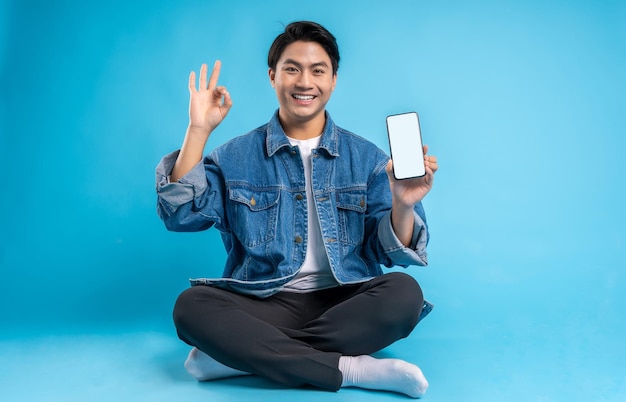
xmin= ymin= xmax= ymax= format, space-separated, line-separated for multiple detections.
xmin=155 ymin=150 xmax=227 ymax=232
xmin=363 ymin=158 xmax=429 ymax=267
xmin=377 ymin=209 xmax=428 ymax=266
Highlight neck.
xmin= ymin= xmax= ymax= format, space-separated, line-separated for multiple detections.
xmin=279 ymin=110 xmax=326 ymax=140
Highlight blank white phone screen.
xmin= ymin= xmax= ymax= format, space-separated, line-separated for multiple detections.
xmin=386 ymin=112 xmax=425 ymax=179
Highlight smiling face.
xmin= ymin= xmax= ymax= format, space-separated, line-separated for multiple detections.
xmin=269 ymin=40 xmax=337 ymax=137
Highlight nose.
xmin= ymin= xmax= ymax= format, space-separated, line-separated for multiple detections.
xmin=296 ymin=71 xmax=313 ymax=88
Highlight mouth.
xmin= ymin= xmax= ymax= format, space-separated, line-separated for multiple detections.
xmin=292 ymin=94 xmax=316 ymax=101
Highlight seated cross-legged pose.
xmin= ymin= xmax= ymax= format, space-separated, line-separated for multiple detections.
xmin=155 ymin=20 xmax=439 ymax=399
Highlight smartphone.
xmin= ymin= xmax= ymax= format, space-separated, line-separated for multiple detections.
xmin=386 ymin=112 xmax=426 ymax=179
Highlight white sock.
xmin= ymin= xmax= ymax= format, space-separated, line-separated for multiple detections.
xmin=184 ymin=347 xmax=250 ymax=381
xmin=338 ymin=355 xmax=429 ymax=398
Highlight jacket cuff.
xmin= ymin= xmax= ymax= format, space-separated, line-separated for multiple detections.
xmin=155 ymin=150 xmax=208 ymax=210
xmin=378 ymin=211 xmax=428 ymax=266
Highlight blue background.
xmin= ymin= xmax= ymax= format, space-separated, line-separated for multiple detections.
xmin=1 ymin=0 xmax=625 ymax=400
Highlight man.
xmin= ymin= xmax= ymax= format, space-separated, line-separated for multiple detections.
xmin=156 ymin=21 xmax=438 ymax=398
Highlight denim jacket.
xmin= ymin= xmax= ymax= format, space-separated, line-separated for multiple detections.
xmin=156 ymin=111 xmax=430 ymax=299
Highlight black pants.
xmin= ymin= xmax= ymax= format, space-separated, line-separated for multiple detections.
xmin=173 ymin=271 xmax=424 ymax=391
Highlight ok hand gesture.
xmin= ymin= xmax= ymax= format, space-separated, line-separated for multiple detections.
xmin=188 ymin=60 xmax=233 ymax=135
xmin=170 ymin=61 xmax=233 ymax=182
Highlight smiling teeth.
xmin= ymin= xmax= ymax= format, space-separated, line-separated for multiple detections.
xmin=293 ymin=95 xmax=314 ymax=100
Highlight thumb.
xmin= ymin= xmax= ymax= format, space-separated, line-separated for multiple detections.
xmin=221 ymin=89 xmax=233 ymax=112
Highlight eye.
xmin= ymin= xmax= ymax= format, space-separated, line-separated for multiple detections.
xmin=313 ymin=68 xmax=326 ymax=75
xmin=284 ymin=66 xmax=299 ymax=73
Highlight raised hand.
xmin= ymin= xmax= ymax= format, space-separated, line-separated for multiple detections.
xmin=386 ymin=145 xmax=438 ymax=246
xmin=188 ymin=60 xmax=233 ymax=134
xmin=170 ymin=61 xmax=233 ymax=182
xmin=386 ymin=145 xmax=438 ymax=208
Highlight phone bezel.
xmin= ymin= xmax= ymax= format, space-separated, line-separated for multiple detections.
xmin=386 ymin=111 xmax=426 ymax=180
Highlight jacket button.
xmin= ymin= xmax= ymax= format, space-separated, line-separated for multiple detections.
xmin=295 ymin=194 xmax=303 ymax=201
xmin=294 ymin=236 xmax=303 ymax=243
xmin=360 ymin=199 xmax=365 ymax=207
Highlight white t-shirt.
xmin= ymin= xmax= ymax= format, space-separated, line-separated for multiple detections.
xmin=282 ymin=135 xmax=338 ymax=292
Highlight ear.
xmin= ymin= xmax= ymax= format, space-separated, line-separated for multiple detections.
xmin=268 ymin=68 xmax=276 ymax=88
xmin=331 ymin=72 xmax=337 ymax=91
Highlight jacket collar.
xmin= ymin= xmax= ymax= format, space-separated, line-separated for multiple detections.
xmin=266 ymin=109 xmax=340 ymax=157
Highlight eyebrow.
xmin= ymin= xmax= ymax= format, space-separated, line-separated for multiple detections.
xmin=282 ymin=59 xmax=330 ymax=69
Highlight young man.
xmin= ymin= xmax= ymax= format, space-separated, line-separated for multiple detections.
xmin=156 ymin=21 xmax=438 ymax=398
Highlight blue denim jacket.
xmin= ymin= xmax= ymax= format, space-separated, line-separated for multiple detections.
xmin=156 ymin=111 xmax=430 ymax=299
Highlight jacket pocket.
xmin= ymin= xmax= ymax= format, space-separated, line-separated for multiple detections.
xmin=336 ymin=190 xmax=367 ymax=245
xmin=228 ymin=187 xmax=280 ymax=247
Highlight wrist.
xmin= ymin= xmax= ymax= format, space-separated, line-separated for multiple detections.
xmin=187 ymin=123 xmax=212 ymax=140
xmin=390 ymin=202 xmax=415 ymax=247
xmin=392 ymin=197 xmax=415 ymax=214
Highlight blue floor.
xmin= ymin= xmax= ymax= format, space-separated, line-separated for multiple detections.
xmin=1 ymin=306 xmax=624 ymax=402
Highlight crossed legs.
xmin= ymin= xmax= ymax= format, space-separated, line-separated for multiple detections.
xmin=173 ymin=272 xmax=428 ymax=397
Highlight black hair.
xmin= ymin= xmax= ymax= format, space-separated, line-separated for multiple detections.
xmin=268 ymin=21 xmax=340 ymax=74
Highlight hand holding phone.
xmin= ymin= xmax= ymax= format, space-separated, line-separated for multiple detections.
xmin=386 ymin=112 xmax=425 ymax=180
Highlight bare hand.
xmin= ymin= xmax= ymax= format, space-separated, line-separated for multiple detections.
xmin=386 ymin=145 xmax=438 ymax=208
xmin=170 ymin=61 xmax=233 ymax=182
xmin=188 ymin=60 xmax=233 ymax=134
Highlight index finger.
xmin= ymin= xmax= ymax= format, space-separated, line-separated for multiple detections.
xmin=207 ymin=60 xmax=222 ymax=90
